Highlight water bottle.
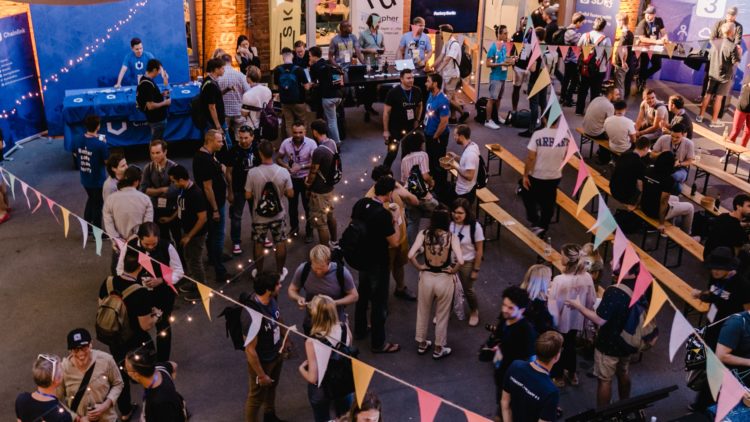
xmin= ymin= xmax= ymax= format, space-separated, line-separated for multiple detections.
xmin=695 ymin=147 xmax=702 ymax=163
xmin=544 ymin=236 xmax=552 ymax=257
xmin=691 ymin=182 xmax=697 ymax=196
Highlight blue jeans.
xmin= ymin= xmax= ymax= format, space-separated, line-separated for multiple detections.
xmin=207 ymin=204 xmax=227 ymax=279
xmin=355 ymin=265 xmax=390 ymax=349
xmin=229 ymin=191 xmax=252 ymax=245
xmin=308 ymin=384 xmax=353 ymax=422
xmin=322 ymin=97 xmax=342 ymax=143
xmin=672 ymin=168 xmax=688 ymax=195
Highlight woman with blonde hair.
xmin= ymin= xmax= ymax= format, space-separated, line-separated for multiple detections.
xmin=520 ymin=264 xmax=554 ymax=334
xmin=547 ymin=243 xmax=596 ymax=387
xmin=581 ymin=242 xmax=605 ymax=294
xmin=299 ymin=295 xmax=354 ymax=421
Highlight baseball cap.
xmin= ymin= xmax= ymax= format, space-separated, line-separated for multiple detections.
xmin=706 ymin=247 xmax=740 ymax=271
xmin=67 ymin=328 xmax=92 ymax=350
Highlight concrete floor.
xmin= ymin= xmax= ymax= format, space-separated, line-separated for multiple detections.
xmin=0 ymin=79 xmax=742 ymax=421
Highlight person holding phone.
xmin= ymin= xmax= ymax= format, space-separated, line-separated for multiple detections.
xmin=359 ymin=13 xmax=386 ymax=121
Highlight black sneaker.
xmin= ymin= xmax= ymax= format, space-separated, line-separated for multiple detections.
xmin=459 ymin=111 xmax=470 ymax=123
xmin=518 ymin=130 xmax=532 ymax=138
xmin=394 ymin=287 xmax=417 ymax=301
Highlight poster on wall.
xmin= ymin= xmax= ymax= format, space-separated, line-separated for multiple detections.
xmin=269 ymin=0 xmax=302 ymax=69
xmin=409 ymin=0 xmax=480 ymax=33
xmin=0 ymin=13 xmax=46 ymax=153
xmin=575 ymin=0 xmax=621 ymax=41
xmin=356 ymin=0 xmax=405 ymax=62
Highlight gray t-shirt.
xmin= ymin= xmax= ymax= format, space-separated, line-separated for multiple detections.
xmin=244 ymin=163 xmax=293 ymax=224
xmin=652 ymin=135 xmax=695 ymax=164
xmin=583 ymin=96 xmax=614 ymax=137
xmin=291 ymin=261 xmax=356 ymax=326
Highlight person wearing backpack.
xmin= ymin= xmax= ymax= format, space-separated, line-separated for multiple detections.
xmin=519 ymin=27 xmax=550 ymax=138
xmin=434 ymin=25 xmax=469 ymax=124
xmin=97 ymin=251 xmax=160 ymax=420
xmin=309 ymin=46 xmax=345 ymax=145
xmin=400 ymin=131 xmax=438 ymax=246
xmin=306 ymin=120 xmax=341 ymax=246
xmin=408 ymin=206 xmax=464 ymax=359
xmin=244 ymin=140 xmax=294 ymax=278
xmin=298 ymin=295 xmax=356 ymax=421
xmin=241 ymin=66 xmax=274 ymax=139
xmin=445 ymin=125 xmax=481 ymax=205
xmin=560 ymin=12 xmax=585 ymax=107
xmin=136 ymin=59 xmax=171 ymax=141
xmin=274 ymin=48 xmax=309 ymax=138
xmin=575 ymin=17 xmax=611 ymax=116
xmin=124 ymin=350 xmax=186 ymax=422
xmin=288 ymin=245 xmax=358 ymax=335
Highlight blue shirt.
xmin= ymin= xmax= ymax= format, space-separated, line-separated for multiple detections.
xmin=122 ymin=50 xmax=155 ymax=86
xmin=424 ymin=92 xmax=450 ymax=136
xmin=73 ymin=135 xmax=109 ymax=188
xmin=503 ymin=360 xmax=559 ymax=422
xmin=398 ymin=32 xmax=432 ymax=64
xmin=487 ymin=42 xmax=508 ymax=81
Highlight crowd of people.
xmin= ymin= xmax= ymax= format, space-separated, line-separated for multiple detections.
xmin=9 ymin=2 xmax=750 ymax=422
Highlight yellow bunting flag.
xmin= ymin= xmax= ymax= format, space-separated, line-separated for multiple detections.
xmin=61 ymin=207 xmax=71 ymax=238
xmin=664 ymin=42 xmax=676 ymax=59
xmin=352 ymin=359 xmax=375 ymax=407
xmin=644 ymin=281 xmax=667 ymax=326
xmin=576 ymin=177 xmax=598 ymax=216
xmin=528 ymin=66 xmax=550 ymax=98
xmin=196 ymin=282 xmax=213 ymax=320
xmin=514 ymin=42 xmax=523 ymax=54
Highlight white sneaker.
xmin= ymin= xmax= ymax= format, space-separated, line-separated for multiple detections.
xmin=720 ymin=155 xmax=727 ymax=163
xmin=695 ymin=116 xmax=703 ymax=123
xmin=497 ymin=116 xmax=506 ymax=124
xmin=280 ymin=267 xmax=289 ymax=282
xmin=484 ymin=121 xmax=500 ymax=130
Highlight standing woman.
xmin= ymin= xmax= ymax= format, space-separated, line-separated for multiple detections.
xmin=102 ymin=153 xmax=127 ymax=203
xmin=520 ymin=264 xmax=554 ymax=334
xmin=15 ymin=354 xmax=74 ymax=422
xmin=236 ymin=35 xmax=261 ymax=75
xmin=547 ymin=243 xmax=596 ymax=387
xmin=408 ymin=206 xmax=464 ymax=359
xmin=298 ymin=295 xmax=354 ymax=421
xmin=449 ymin=198 xmax=485 ymax=326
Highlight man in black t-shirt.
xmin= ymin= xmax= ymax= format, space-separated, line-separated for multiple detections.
xmin=309 ymin=46 xmax=344 ymax=144
xmin=510 ymin=17 xmax=532 ymax=112
xmin=611 ymin=137 xmax=649 ymax=207
xmin=634 ymin=6 xmax=666 ymax=91
xmin=193 ymin=129 xmax=229 ymax=283
xmin=274 ymin=47 xmax=308 ymax=138
xmin=704 ymin=194 xmax=750 ymax=260
xmin=201 ymin=58 xmax=226 ymax=132
xmin=640 ymin=151 xmax=696 ymax=235
xmin=226 ymin=126 xmax=259 ymax=255
xmin=353 ymin=176 xmax=401 ymax=353
xmin=136 ymin=59 xmax=171 ymax=140
xmin=166 ymin=164 xmax=208 ymax=302
xmin=125 ymin=351 xmax=185 ymax=422
xmin=306 ymin=120 xmax=339 ymax=246
xmin=382 ymin=69 xmax=423 ymax=168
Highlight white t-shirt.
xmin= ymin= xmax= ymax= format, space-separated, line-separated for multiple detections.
xmin=527 ymin=128 xmax=569 ymax=180
xmin=604 ymin=115 xmax=636 ymax=153
xmin=441 ymin=38 xmax=462 ymax=80
xmin=456 ymin=142 xmax=480 ymax=194
xmin=582 ymin=96 xmax=614 ymax=137
xmin=577 ymin=30 xmax=612 ymax=73
xmin=241 ymin=84 xmax=273 ymax=129
xmin=400 ymin=151 xmax=430 ymax=184
xmin=449 ymin=221 xmax=485 ymax=261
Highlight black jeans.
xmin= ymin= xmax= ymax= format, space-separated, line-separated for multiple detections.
xmin=575 ymin=71 xmax=605 ymax=114
xmin=289 ymin=177 xmax=311 ymax=232
xmin=529 ymin=86 xmax=549 ymax=133
xmin=561 ymin=62 xmax=579 ymax=103
xmin=425 ymin=131 xmax=450 ymax=202
xmin=522 ymin=176 xmax=561 ymax=230
xmin=552 ymin=330 xmax=579 ymax=378
xmin=638 ymin=54 xmax=662 ymax=83
xmin=154 ymin=287 xmax=176 ymax=361
xmin=110 ymin=339 xmax=154 ymax=415
xmin=83 ymin=186 xmax=103 ymax=230
xmin=355 ymin=265 xmax=391 ymax=349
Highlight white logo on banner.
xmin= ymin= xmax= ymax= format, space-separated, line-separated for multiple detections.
xmin=107 ymin=122 xmax=127 ymax=135
xmin=357 ymin=0 xmax=404 ymax=62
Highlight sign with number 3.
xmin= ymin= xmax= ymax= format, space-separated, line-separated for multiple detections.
xmin=696 ymin=0 xmax=726 ymax=18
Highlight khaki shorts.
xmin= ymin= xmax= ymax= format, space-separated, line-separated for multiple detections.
xmin=593 ymin=349 xmax=631 ymax=382
xmin=513 ymin=66 xmax=530 ymax=87
xmin=389 ymin=239 xmax=409 ymax=269
xmin=309 ymin=191 xmax=335 ymax=228
xmin=443 ymin=77 xmax=462 ymax=95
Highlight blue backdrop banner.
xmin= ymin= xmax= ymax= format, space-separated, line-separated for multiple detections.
xmin=575 ymin=0 xmax=621 ymax=42
xmin=0 ymin=13 xmax=46 ymax=154
xmin=30 ymin=0 xmax=189 ymax=136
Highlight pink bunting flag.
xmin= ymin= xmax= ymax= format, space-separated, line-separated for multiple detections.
xmin=138 ymin=252 xmax=156 ymax=278
xmin=617 ymin=246 xmax=639 ymax=284
xmin=668 ymin=310 xmax=694 ymax=362
xmin=45 ymin=197 xmax=60 ymax=223
xmin=560 ymin=135 xmax=579 ymax=170
xmin=505 ymin=41 xmax=514 ymax=54
xmin=630 ymin=265 xmax=652 ymax=307
xmin=716 ymin=369 xmax=747 ymax=422
xmin=634 ymin=48 xmax=643 ymax=60
xmin=612 ymin=228 xmax=628 ymax=271
xmin=20 ymin=181 xmax=31 ymax=209
xmin=313 ymin=340 xmax=333 ymax=387
xmin=464 ymin=410 xmax=493 ymax=422
xmin=570 ymin=46 xmax=581 ymax=59
xmin=646 ymin=49 xmax=653 ymax=59
xmin=77 ymin=217 xmax=89 ymax=249
xmin=558 ymin=45 xmax=569 ymax=58
xmin=416 ymin=388 xmax=442 ymax=422
xmin=573 ymin=161 xmax=589 ymax=196
xmin=526 ymin=41 xmax=541 ymax=71
xmin=31 ymin=189 xmax=43 ymax=213
xmin=159 ymin=263 xmax=178 ymax=294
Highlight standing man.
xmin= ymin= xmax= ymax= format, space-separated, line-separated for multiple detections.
xmin=245 ymin=140 xmax=294 ymax=277
xmin=575 ymin=17 xmax=611 ymax=115
xmin=329 ymin=20 xmax=364 ymax=69
xmin=613 ymin=12 xmax=635 ymax=99
xmin=115 ymin=37 xmax=167 ymax=88
xmin=309 ymin=46 xmax=345 ymax=146
xmin=485 ymin=25 xmax=512 ymax=129
xmin=274 ymin=48 xmax=308 ymax=138
xmin=277 ymin=121 xmax=316 ymax=243
xmin=218 ymin=54 xmax=251 ymax=143
xmin=703 ymin=194 xmax=750 ymax=260
xmin=604 ymin=100 xmax=637 ymax=154
xmin=123 ymin=352 xmax=185 ymax=422
xmin=520 ymin=27 xmax=550 ymax=138
xmin=140 ymin=139 xmax=179 ymax=244
xmin=293 ymin=41 xmax=310 ymax=69
xmin=511 ymin=17 xmax=532 ymax=112
xmin=522 ymin=122 xmax=569 ymax=237
xmin=193 ymin=129 xmax=230 ymax=283
xmin=353 ymin=176 xmax=402 ymax=353
xmin=201 ymin=58 xmax=227 ymax=136
xmin=434 ymin=25 xmax=467 ymax=124
xmin=241 ymin=66 xmax=273 ymax=139
xmin=306 ymin=119 xmax=340 ymax=246
xmin=136 ymin=59 xmax=171 ymax=141
xmin=382 ymin=69 xmax=423 ymax=168
xmin=165 ymin=164 xmax=208 ymax=302
xmin=226 ymin=125 xmax=258 ymax=256
xmin=701 ymin=7 xmax=744 ymax=101
xmin=447 ymin=125 xmax=480 ymax=205
xmin=73 ymin=115 xmax=109 ymax=230
xmin=241 ymin=271 xmax=287 ymax=422
xmin=698 ymin=22 xmax=741 ymax=127
xmin=560 ymin=13 xmax=585 ymax=107
xmin=423 ymin=74 xmax=451 ymax=201
xmin=634 ymin=6 xmax=667 ymax=91
xmin=359 ymin=14 xmax=385 ymax=121
xmin=397 ymin=17 xmax=433 ymax=70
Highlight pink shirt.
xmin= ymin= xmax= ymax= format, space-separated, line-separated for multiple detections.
xmin=547 ymin=272 xmax=596 ymax=333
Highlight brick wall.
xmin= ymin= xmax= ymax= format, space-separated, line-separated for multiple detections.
xmin=619 ymin=0 xmax=642 ymax=32
xmin=195 ymin=0 xmax=253 ymax=71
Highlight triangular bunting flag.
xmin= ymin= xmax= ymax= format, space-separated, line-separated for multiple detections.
xmin=196 ymin=282 xmax=212 ymax=320
xmin=576 ymin=177 xmax=598 ymax=216
xmin=706 ymin=348 xmax=723 ymax=400
xmin=61 ymin=207 xmax=71 ymax=238
xmin=313 ymin=340 xmax=333 ymax=387
xmin=138 ymin=252 xmax=156 ymax=278
xmin=513 ymin=42 xmax=523 ymax=54
xmin=45 ymin=197 xmax=60 ymax=223
xmin=570 ymin=46 xmax=581 ymax=59
xmin=646 ymin=49 xmax=653 ymax=59
xmin=630 ymin=265 xmax=653 ymax=307
xmin=528 ymin=66 xmax=551 ymax=98
xmin=539 ymin=44 xmax=547 ymax=55
xmin=159 ymin=263 xmax=178 ymax=294
xmin=505 ymin=41 xmax=513 ymax=54
xmin=595 ymin=46 xmax=605 ymax=61
xmin=0 ymin=168 xmax=8 ymax=186
xmin=665 ymin=43 xmax=676 ymax=59
xmin=591 ymin=200 xmax=617 ymax=248
xmin=92 ymin=226 xmax=104 ymax=256
xmin=617 ymin=246 xmax=639 ymax=284
xmin=31 ymin=189 xmax=42 ymax=213
xmin=558 ymin=45 xmax=569 ymax=58
xmin=464 ymin=410 xmax=493 ymax=422
xmin=716 ymin=369 xmax=746 ymax=421
xmin=417 ymin=388 xmax=442 ymax=422
xmin=545 ymin=93 xmax=562 ymax=128
xmin=7 ymin=172 xmax=15 ymax=199
xmin=612 ymin=228 xmax=628 ymax=271
xmin=20 ymin=181 xmax=31 ymax=209
xmin=582 ymin=44 xmax=593 ymax=58
xmin=573 ymin=161 xmax=589 ymax=196
xmin=243 ymin=307 xmax=263 ymax=347
xmin=561 ymin=134 xmax=579 ymax=169
xmin=77 ymin=217 xmax=89 ymax=249
xmin=634 ymin=48 xmax=643 ymax=59
xmin=668 ymin=311 xmax=694 ymax=362
xmin=352 ymin=359 xmax=375 ymax=407
xmin=644 ymin=281 xmax=667 ymax=326
xmin=553 ymin=118 xmax=571 ymax=149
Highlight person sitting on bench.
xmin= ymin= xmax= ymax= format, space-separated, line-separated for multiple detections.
xmin=641 ymin=151 xmax=697 ymax=238
xmin=649 ymin=123 xmax=694 ymax=195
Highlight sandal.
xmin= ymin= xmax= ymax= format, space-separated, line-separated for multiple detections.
xmin=432 ymin=346 xmax=452 ymax=360
xmin=417 ymin=340 xmax=433 ymax=355
xmin=371 ymin=342 xmax=400 ymax=354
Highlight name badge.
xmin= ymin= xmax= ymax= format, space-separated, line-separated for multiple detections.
xmin=157 ymin=197 xmax=167 ymax=208
xmin=707 ymin=304 xmax=718 ymax=323
xmin=411 ymin=47 xmax=419 ymax=60
xmin=406 ymin=108 xmax=415 ymax=121
xmin=343 ymin=51 xmax=351 ymax=63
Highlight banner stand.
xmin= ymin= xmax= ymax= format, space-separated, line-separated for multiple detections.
xmin=2 ymin=133 xmax=45 ymax=161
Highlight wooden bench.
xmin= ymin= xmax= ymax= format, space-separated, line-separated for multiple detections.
xmin=692 ymin=159 xmax=750 ymax=198
xmin=447 ymin=167 xmax=500 ymax=218
xmin=488 ymin=146 xmax=708 ymax=313
xmin=574 ymin=127 xmax=611 ymax=159
xmin=480 ymin=202 xmax=564 ymax=272
xmin=692 ymin=123 xmax=749 ymax=174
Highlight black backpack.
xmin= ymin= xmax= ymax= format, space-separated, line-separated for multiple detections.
xmin=475 ymin=147 xmax=488 ymax=189
xmin=254 ymin=168 xmax=284 ymax=218
xmin=319 ymin=144 xmax=342 ymax=186
xmin=551 ymin=27 xmax=568 ymax=46
xmin=458 ymin=42 xmax=473 ymax=79
xmin=278 ymin=65 xmax=302 ymax=104
xmin=339 ymin=198 xmax=376 ymax=271
xmin=506 ymin=109 xmax=531 ymax=128
xmin=406 ymin=164 xmax=429 ymax=198
xmin=190 ymin=79 xmax=212 ymax=130
xmin=218 ymin=292 xmax=253 ymax=351
xmin=317 ymin=323 xmax=358 ymax=399
xmin=474 ymin=97 xmax=488 ymax=123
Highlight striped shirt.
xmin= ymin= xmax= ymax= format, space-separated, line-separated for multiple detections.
xmin=400 ymin=151 xmax=430 ymax=184
xmin=218 ymin=65 xmax=251 ymax=117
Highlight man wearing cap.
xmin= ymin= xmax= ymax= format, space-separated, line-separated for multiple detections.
xmin=59 ymin=328 xmax=124 ymax=422
xmin=634 ymin=6 xmax=667 ymax=92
